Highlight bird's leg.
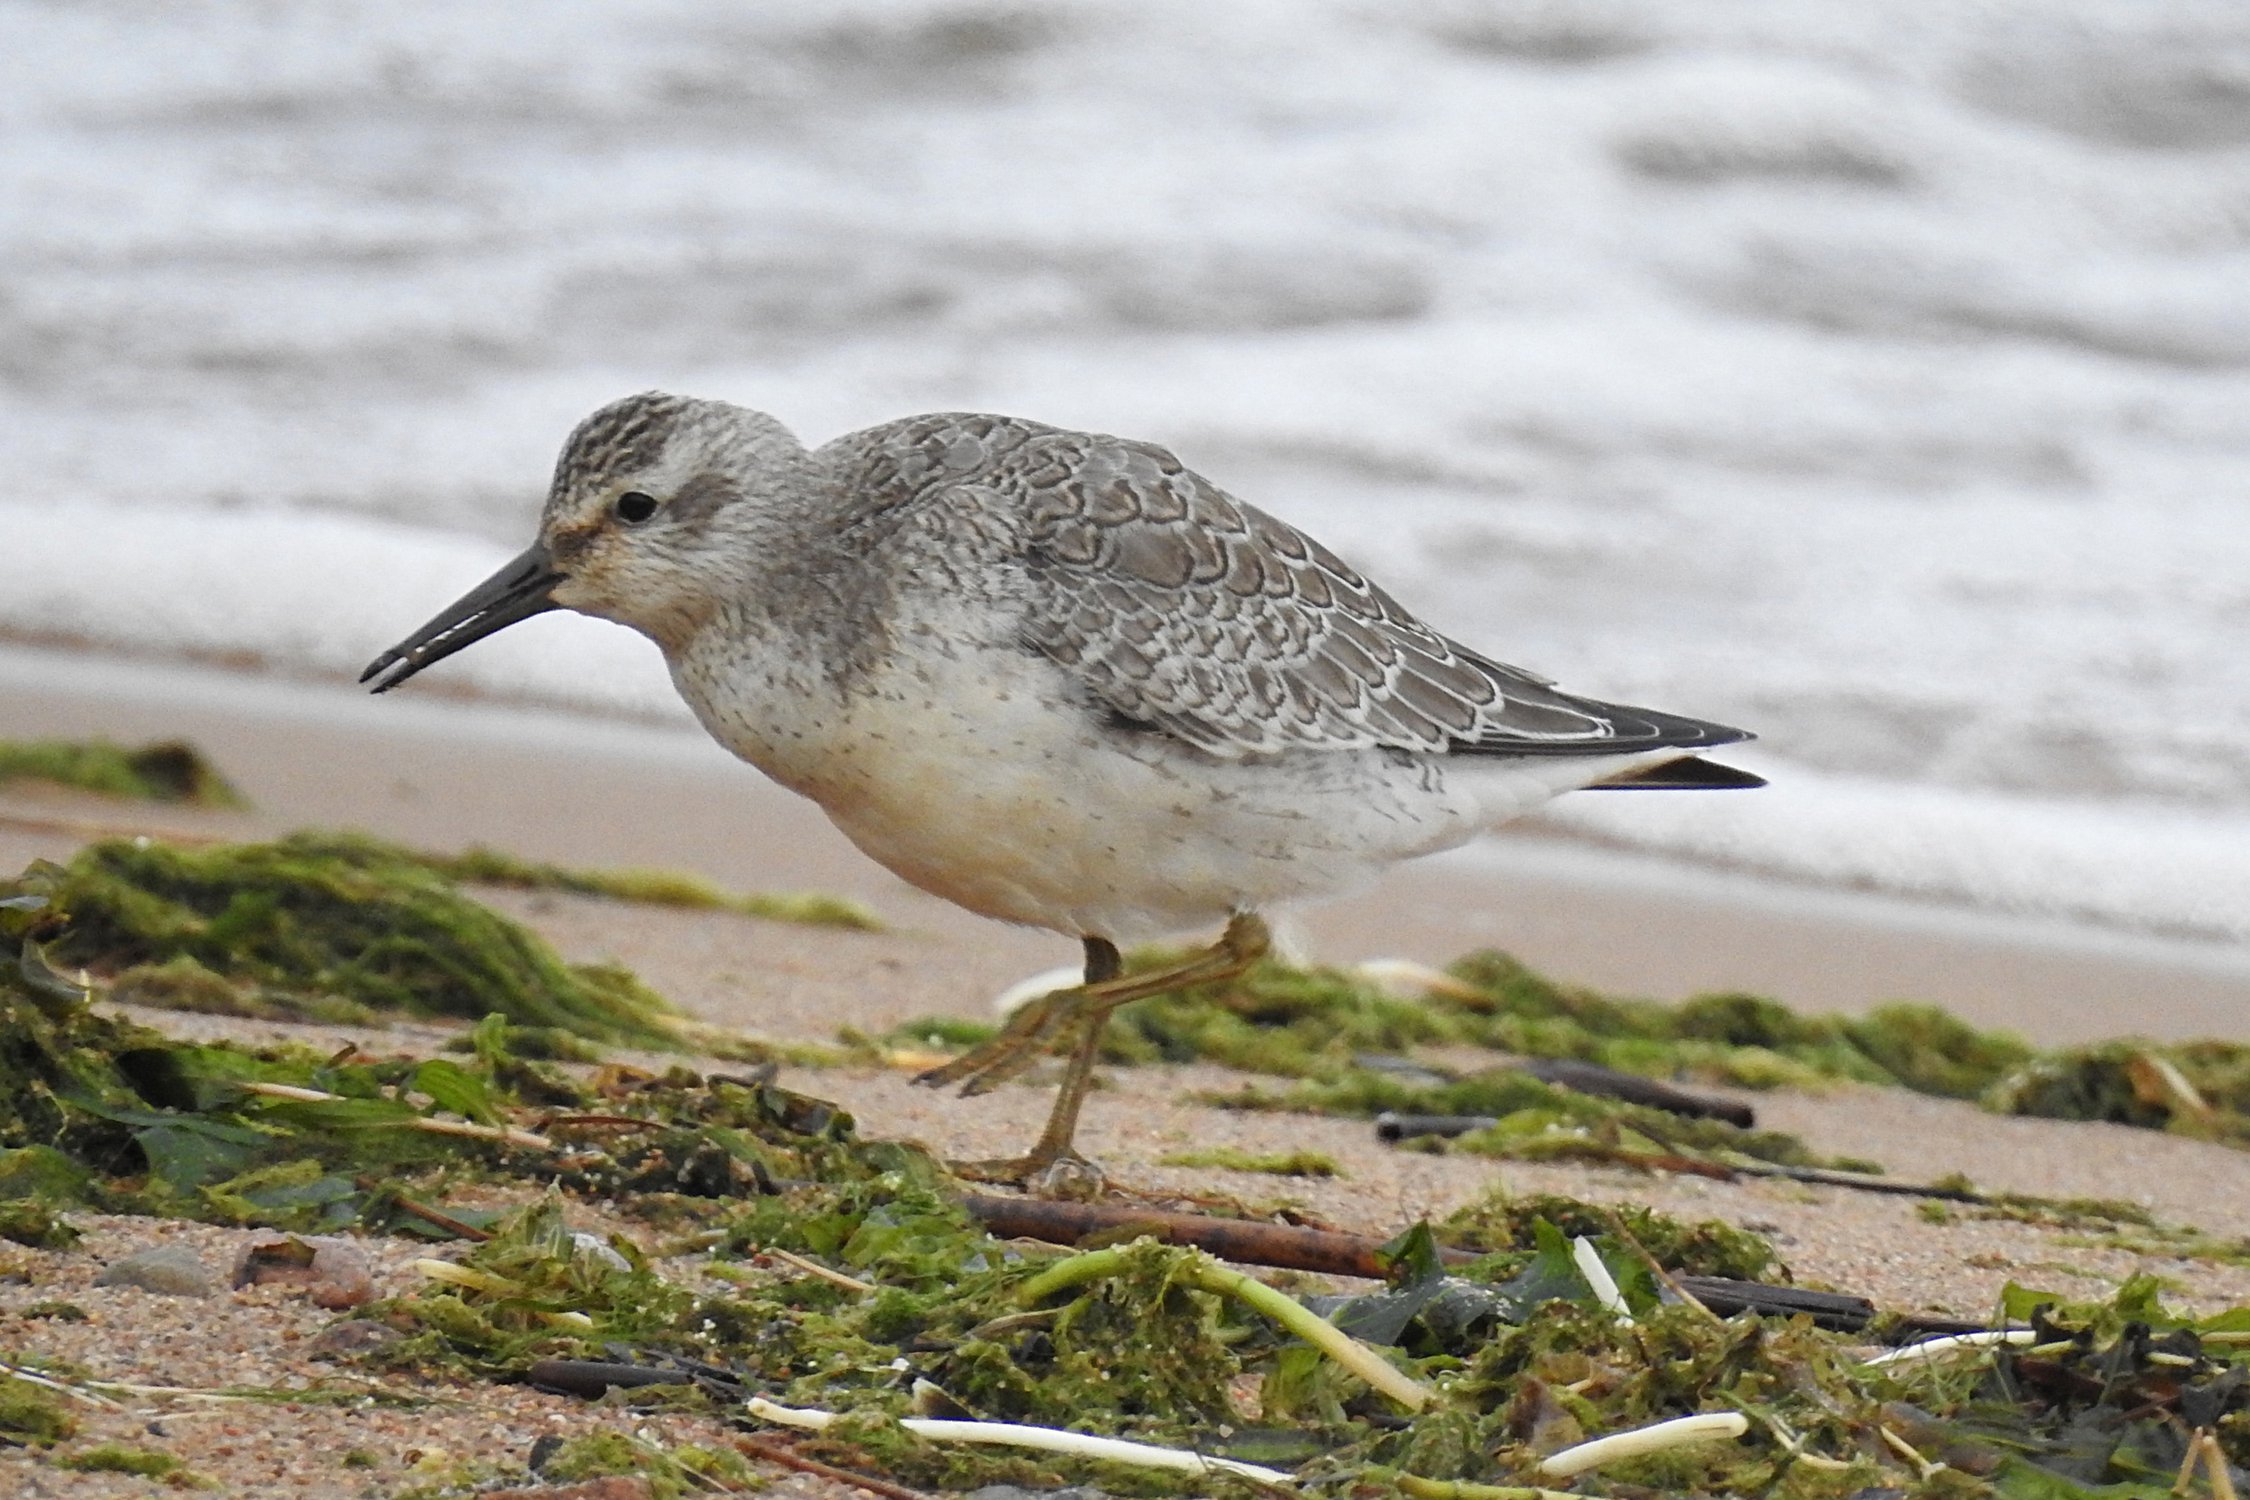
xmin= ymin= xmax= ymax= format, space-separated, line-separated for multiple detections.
xmin=913 ymin=938 xmax=1114 ymax=1094
xmin=949 ymin=914 xmax=1272 ymax=1189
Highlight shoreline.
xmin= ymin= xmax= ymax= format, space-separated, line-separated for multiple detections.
xmin=3 ymin=640 xmax=2247 ymax=1046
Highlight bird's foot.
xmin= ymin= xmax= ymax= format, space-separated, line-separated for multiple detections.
xmin=914 ymin=987 xmax=1083 ymax=1096
xmin=947 ymin=1150 xmax=1105 ymax=1199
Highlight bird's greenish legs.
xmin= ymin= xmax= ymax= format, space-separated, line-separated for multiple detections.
xmin=929 ymin=914 xmax=1273 ymax=1188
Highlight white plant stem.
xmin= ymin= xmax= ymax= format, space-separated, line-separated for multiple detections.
xmin=1570 ymin=1235 xmax=1632 ymax=1323
xmin=1861 ymin=1329 xmax=2034 ymax=1368
xmin=1538 ymin=1411 xmax=1750 ymax=1478
xmin=746 ymin=1397 xmax=1297 ymax=1488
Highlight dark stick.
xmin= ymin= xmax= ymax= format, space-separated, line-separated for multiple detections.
xmin=733 ymin=1435 xmax=933 ymax=1500
xmin=963 ymin=1193 xmax=1401 ymax=1277
xmin=526 ymin=1359 xmax=692 ymax=1399
xmin=357 ymin=1178 xmax=495 ymax=1241
xmin=1520 ymin=1058 xmax=1758 ymax=1128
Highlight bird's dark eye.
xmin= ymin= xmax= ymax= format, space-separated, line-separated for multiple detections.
xmin=614 ymin=491 xmax=660 ymax=525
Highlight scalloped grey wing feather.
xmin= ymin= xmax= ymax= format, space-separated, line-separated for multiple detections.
xmin=999 ymin=430 xmax=1720 ymax=761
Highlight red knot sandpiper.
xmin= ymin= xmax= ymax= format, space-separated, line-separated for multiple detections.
xmin=363 ymin=392 xmax=1761 ymax=1187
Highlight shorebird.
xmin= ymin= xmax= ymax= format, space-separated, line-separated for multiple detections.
xmin=364 ymin=393 xmax=1761 ymax=1185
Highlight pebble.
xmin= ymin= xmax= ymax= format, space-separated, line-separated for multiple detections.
xmin=484 ymin=1478 xmax=652 ymax=1500
xmin=305 ymin=1319 xmax=405 ymax=1360
xmin=230 ymin=1231 xmax=377 ymax=1308
xmin=94 ymin=1243 xmax=217 ymax=1296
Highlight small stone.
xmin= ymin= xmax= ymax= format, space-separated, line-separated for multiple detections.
xmin=94 ymin=1244 xmax=216 ymax=1297
xmin=308 ymin=1240 xmax=376 ymax=1309
xmin=305 ymin=1319 xmax=405 ymax=1360
xmin=231 ymin=1232 xmax=377 ymax=1308
xmin=965 ymin=1488 xmax=1112 ymax=1500
xmin=484 ymin=1477 xmax=652 ymax=1500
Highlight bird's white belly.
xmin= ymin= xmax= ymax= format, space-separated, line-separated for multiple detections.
xmin=677 ymin=637 xmax=1671 ymax=942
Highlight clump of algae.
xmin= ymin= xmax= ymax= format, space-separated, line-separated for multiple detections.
xmin=0 ymin=1365 xmax=77 ymax=1446
xmin=12 ymin=831 xmax=690 ymax=1048
xmin=433 ymin=845 xmax=881 ymax=931
xmin=1205 ymin=1064 xmax=1871 ymax=1174
xmin=906 ymin=943 xmax=2250 ymax=1154
xmin=0 ymin=737 xmax=245 ymax=807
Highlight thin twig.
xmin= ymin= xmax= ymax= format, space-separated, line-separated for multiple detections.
xmin=1862 ymin=1329 xmax=2035 ymax=1368
xmin=733 ymin=1434 xmax=932 ymax=1500
xmin=1601 ymin=1205 xmax=1716 ymax=1322
xmin=407 ymin=1116 xmax=553 ymax=1150
xmin=241 ymin=1081 xmax=552 ymax=1149
xmin=761 ymin=1247 xmax=876 ymax=1295
xmin=0 ymin=1362 xmax=127 ymax=1410
xmin=0 ymin=808 xmax=225 ymax=846
xmin=1391 ymin=1473 xmax=1582 ymax=1500
xmin=1878 ymin=1425 xmax=1944 ymax=1482
xmin=356 ymin=1181 xmax=493 ymax=1242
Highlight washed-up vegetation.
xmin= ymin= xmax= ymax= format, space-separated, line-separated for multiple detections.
xmin=6 ymin=842 xmax=2250 ymax=1496
xmin=0 ymin=738 xmax=245 ymax=807
xmin=894 ymin=944 xmax=2250 ymax=1155
xmin=430 ymin=845 xmax=881 ymax=931
xmin=3 ymin=831 xmax=788 ymax=1055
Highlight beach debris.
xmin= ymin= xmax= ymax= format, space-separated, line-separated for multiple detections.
xmin=1861 ymin=1328 xmax=2039 ymax=1368
xmin=54 ymin=1441 xmax=204 ymax=1481
xmin=1018 ymin=1241 xmax=1433 ymax=1410
xmin=0 ymin=1198 xmax=79 ymax=1249
xmin=1986 ymin=1039 xmax=2250 ymax=1141
xmin=927 ymin=938 xmax=2250 ymax=1157
xmin=431 ymin=844 xmax=881 ymax=931
xmin=1 ymin=832 xmax=785 ymax=1055
xmin=1537 ymin=1410 xmax=1751 ymax=1477
xmin=230 ymin=1231 xmax=376 ymax=1308
xmin=1518 ymin=1056 xmax=1756 ymax=1126
xmin=0 ymin=737 xmax=245 ymax=807
xmin=746 ymin=1396 xmax=1299 ymax=1487
xmin=15 ymin=838 xmax=2250 ymax=1493
xmin=305 ymin=1320 xmax=405 ymax=1361
xmin=484 ymin=1478 xmax=653 ymax=1500
xmin=0 ymin=1363 xmax=80 ymax=1445
xmin=93 ymin=1243 xmax=218 ymax=1297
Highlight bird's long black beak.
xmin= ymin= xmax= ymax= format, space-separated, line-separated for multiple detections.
xmin=360 ymin=542 xmax=565 ymax=694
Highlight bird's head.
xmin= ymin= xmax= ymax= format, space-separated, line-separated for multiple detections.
xmin=361 ymin=392 xmax=807 ymax=692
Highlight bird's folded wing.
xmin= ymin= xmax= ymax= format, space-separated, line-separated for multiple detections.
xmin=1003 ymin=432 xmax=1740 ymax=761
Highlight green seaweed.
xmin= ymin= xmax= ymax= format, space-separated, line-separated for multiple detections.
xmin=925 ymin=944 xmax=2250 ymax=1159
xmin=432 ymin=844 xmax=882 ymax=931
xmin=1203 ymin=1064 xmax=1868 ymax=1173
xmin=929 ymin=946 xmax=2042 ymax=1103
xmin=0 ymin=1364 xmax=77 ymax=1446
xmin=0 ymin=738 xmax=245 ymax=807
xmin=55 ymin=1442 xmax=203 ymax=1481
xmin=0 ymin=1200 xmax=77 ymax=1250
xmin=10 ymin=831 xmax=697 ymax=1049
xmin=1985 ymin=1039 xmax=2250 ymax=1141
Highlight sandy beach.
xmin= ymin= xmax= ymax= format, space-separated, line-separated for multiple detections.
xmin=5 ymin=641 xmax=2250 ymax=1495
